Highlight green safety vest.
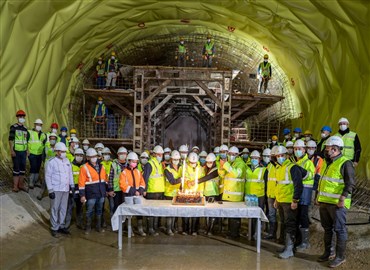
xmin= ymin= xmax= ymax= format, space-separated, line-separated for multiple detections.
xmin=94 ymin=104 xmax=106 ymax=118
xmin=96 ymin=64 xmax=105 ymax=76
xmin=245 ymin=166 xmax=266 ymax=197
xmin=44 ymin=142 xmax=56 ymax=162
xmin=178 ymin=44 xmax=186 ymax=54
xmin=28 ymin=130 xmax=46 ymax=155
xmin=147 ymin=158 xmax=165 ymax=193
xmin=318 ymin=156 xmax=352 ymax=209
xmin=184 ymin=164 xmax=205 ymax=193
xmin=259 ymin=62 xmax=271 ymax=77
xmin=267 ymin=163 xmax=278 ymax=198
xmin=72 ymin=163 xmax=82 ymax=185
xmin=101 ymin=160 xmax=112 ymax=179
xmin=204 ymin=42 xmax=214 ymax=55
xmin=14 ymin=129 xmax=28 ymax=152
xmin=221 ymin=158 xmax=246 ymax=202
xmin=275 ymin=159 xmax=295 ymax=203
xmin=111 ymin=160 xmax=123 ymax=192
xmin=203 ymin=166 xmax=220 ymax=197
xmin=66 ymin=149 xmax=75 ymax=163
xmin=335 ymin=131 xmax=356 ymax=160
xmin=296 ymin=154 xmax=315 ymax=188
xmin=164 ymin=165 xmax=182 ymax=197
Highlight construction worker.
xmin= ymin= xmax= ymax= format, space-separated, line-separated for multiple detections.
xmin=179 ymin=144 xmax=189 ymax=162
xmin=269 ymin=135 xmax=280 ymax=148
xmin=303 ymin=130 xmax=314 ymax=142
xmin=202 ymin=34 xmax=215 ymax=68
xmin=241 ymin=147 xmax=250 ymax=164
xmin=176 ymin=37 xmax=188 ymax=67
xmin=9 ymin=110 xmax=30 ymax=192
xmin=293 ymin=139 xmax=315 ymax=251
xmin=286 ymin=141 xmax=294 ymax=160
xmin=317 ymin=125 xmax=332 ymax=158
xmin=66 ymin=137 xmax=79 ymax=162
xmin=93 ymin=97 xmax=107 ymax=137
xmin=82 ymin=139 xmax=90 ymax=152
xmin=45 ymin=142 xmax=74 ymax=237
xmin=28 ymin=119 xmax=47 ymax=189
xmin=65 ymin=148 xmax=85 ymax=230
xmin=101 ymin=147 xmax=113 ymax=226
xmin=163 ymin=147 xmax=172 ymax=168
xmin=109 ymin=147 xmax=128 ymax=213
xmin=334 ymin=117 xmax=361 ymax=166
xmin=96 ymin=57 xmax=106 ymax=89
xmin=257 ymin=54 xmax=272 ymax=94
xmin=282 ymin=128 xmax=292 ymax=146
xmin=218 ymin=146 xmax=246 ymax=239
xmin=191 ymin=146 xmax=200 ymax=154
xmin=119 ymin=152 xmax=146 ymax=237
xmin=105 ymin=51 xmax=119 ymax=89
xmin=292 ymin=127 xmax=302 ymax=142
xmin=307 ymin=140 xmax=324 ymax=179
xmin=46 ymin=122 xmax=60 ymax=141
xmin=59 ymin=126 xmax=68 ymax=146
xmin=213 ymin=146 xmax=220 ymax=157
xmin=143 ymin=145 xmax=165 ymax=236
xmin=217 ymin=144 xmax=229 ymax=197
xmin=138 ymin=151 xmax=149 ymax=173
xmin=79 ymin=148 xmax=111 ymax=234
xmin=261 ymin=148 xmax=272 ymax=167
xmin=199 ymin=151 xmax=207 ymax=166
xmin=94 ymin=142 xmax=105 ymax=157
xmin=317 ymin=136 xmax=355 ymax=268
xmin=164 ymin=150 xmax=183 ymax=235
xmin=273 ymin=146 xmax=304 ymax=259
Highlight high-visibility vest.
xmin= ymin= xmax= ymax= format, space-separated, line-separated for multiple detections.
xmin=267 ymin=163 xmax=278 ymax=198
xmin=14 ymin=128 xmax=28 ymax=152
xmin=106 ymin=59 xmax=118 ymax=72
xmin=111 ymin=160 xmax=124 ymax=192
xmin=203 ymin=166 xmax=220 ymax=197
xmin=184 ymin=164 xmax=205 ymax=193
xmin=318 ymin=156 xmax=352 ymax=209
xmin=72 ymin=163 xmax=82 ymax=185
xmin=164 ymin=165 xmax=182 ymax=197
xmin=96 ymin=64 xmax=105 ymax=76
xmin=28 ymin=130 xmax=46 ymax=155
xmin=94 ymin=104 xmax=106 ymax=119
xmin=335 ymin=131 xmax=356 ymax=160
xmin=275 ymin=159 xmax=295 ymax=203
xmin=221 ymin=159 xmax=246 ymax=202
xmin=204 ymin=42 xmax=214 ymax=55
xmin=178 ymin=44 xmax=186 ymax=54
xmin=259 ymin=62 xmax=271 ymax=77
xmin=101 ymin=160 xmax=112 ymax=179
xmin=66 ymin=149 xmax=75 ymax=163
xmin=147 ymin=158 xmax=165 ymax=193
xmin=296 ymin=154 xmax=315 ymax=189
xmin=44 ymin=142 xmax=56 ymax=161
xmin=245 ymin=166 xmax=266 ymax=197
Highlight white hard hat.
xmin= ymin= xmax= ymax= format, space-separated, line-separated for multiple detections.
xmin=86 ymin=148 xmax=98 ymax=157
xmin=199 ymin=151 xmax=207 ymax=157
xmin=206 ymin=153 xmax=216 ymax=162
xmin=228 ymin=146 xmax=239 ymax=154
xmin=171 ymin=150 xmax=181 ymax=159
xmin=102 ymin=147 xmax=111 ymax=154
xmin=74 ymin=148 xmax=84 ymax=155
xmin=118 ymin=146 xmax=128 ymax=154
xmin=179 ymin=145 xmax=189 ymax=152
xmin=164 ymin=147 xmax=171 ymax=153
xmin=153 ymin=145 xmax=164 ymax=154
xmin=34 ymin=119 xmax=43 ymax=124
xmin=250 ymin=150 xmax=261 ymax=158
xmin=192 ymin=146 xmax=200 ymax=151
xmin=49 ymin=133 xmax=57 ymax=138
xmin=140 ymin=151 xmax=149 ymax=158
xmin=325 ymin=136 xmax=344 ymax=147
xmin=82 ymin=139 xmax=90 ymax=145
xmin=95 ymin=143 xmax=104 ymax=149
xmin=55 ymin=142 xmax=67 ymax=151
xmin=213 ymin=146 xmax=220 ymax=153
xmin=306 ymin=140 xmax=317 ymax=148
xmin=220 ymin=144 xmax=229 ymax=152
xmin=271 ymin=146 xmax=279 ymax=156
xmin=127 ymin=152 xmax=139 ymax=161
xmin=286 ymin=141 xmax=294 ymax=147
xmin=338 ymin=117 xmax=349 ymax=124
xmin=262 ymin=148 xmax=271 ymax=156
xmin=242 ymin=148 xmax=250 ymax=154
xmin=70 ymin=137 xmax=79 ymax=143
xmin=188 ymin=152 xmax=199 ymax=163
xmin=276 ymin=146 xmax=287 ymax=155
xmin=293 ymin=139 xmax=306 ymax=148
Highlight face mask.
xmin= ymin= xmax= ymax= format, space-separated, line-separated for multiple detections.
xmin=164 ymin=154 xmax=170 ymax=161
xmin=180 ymin=41 xmax=184 ymax=44
xmin=60 ymin=152 xmax=67 ymax=159
xmin=71 ymin=134 xmax=76 ymax=138
xmin=284 ymin=135 xmax=290 ymax=139
xmin=156 ymin=156 xmax=163 ymax=163
xmin=199 ymin=158 xmax=206 ymax=165
xmin=287 ymin=148 xmax=294 ymax=154
xmin=97 ymin=150 xmax=102 ymax=155
xmin=73 ymin=144 xmax=79 ymax=150
xmin=321 ymin=133 xmax=328 ymax=139
xmin=50 ymin=139 xmax=56 ymax=145
xmin=111 ymin=56 xmax=115 ymax=60
xmin=264 ymin=60 xmax=268 ymax=63
xmin=207 ymin=39 xmax=211 ymax=42
xmin=61 ymin=131 xmax=67 ymax=137
xmin=75 ymin=156 xmax=83 ymax=163
xmin=243 ymin=154 xmax=249 ymax=160
xmin=172 ymin=160 xmax=180 ymax=166
xmin=251 ymin=159 xmax=259 ymax=167
xmin=98 ymin=101 xmax=103 ymax=105
xmin=272 ymin=140 xmax=277 ymax=144
xmin=190 ymin=163 xmax=197 ymax=168
xmin=220 ymin=153 xmax=227 ymax=159
xmin=294 ymin=150 xmax=304 ymax=158
xmin=305 ymin=136 xmax=310 ymax=142
xmin=181 ymin=153 xmax=187 ymax=159
xmin=129 ymin=162 xmax=137 ymax=169
xmin=141 ymin=158 xmax=148 ymax=165
xmin=263 ymin=157 xmax=270 ymax=164
xmin=307 ymin=149 xmax=315 ymax=156
xmin=294 ymin=133 xmax=300 ymax=138
xmin=52 ymin=128 xmax=57 ymax=134
xmin=228 ymin=155 xmax=236 ymax=162
xmin=83 ymin=145 xmax=89 ymax=151
xmin=98 ymin=61 xmax=102 ymax=64
xmin=277 ymin=157 xmax=286 ymax=165
xmin=35 ymin=125 xmax=42 ymax=131
xmin=90 ymin=157 xmax=98 ymax=163
xmin=206 ymin=162 xmax=213 ymax=168
xmin=118 ymin=154 xmax=126 ymax=161
xmin=18 ymin=117 xmax=26 ymax=124
xmin=103 ymin=155 xmax=110 ymax=161
xmin=339 ymin=124 xmax=347 ymax=131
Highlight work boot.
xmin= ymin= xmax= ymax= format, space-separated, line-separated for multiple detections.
xmin=76 ymin=214 xmax=85 ymax=230
xmin=264 ymin=222 xmax=276 ymax=240
xmin=207 ymin=218 xmax=216 ymax=236
xmin=166 ymin=218 xmax=174 ymax=236
xmin=317 ymin=232 xmax=333 ymax=262
xmin=34 ymin=173 xmax=41 ymax=187
xmin=171 ymin=218 xmax=178 ymax=233
xmin=277 ymin=223 xmax=285 ymax=244
xmin=18 ymin=175 xmax=29 ymax=193
xmin=29 ymin=173 xmax=35 ymax=189
xmin=191 ymin=218 xmax=198 ymax=236
xmin=328 ymin=240 xmax=346 ymax=268
xmin=137 ymin=219 xmax=146 ymax=237
xmin=329 ymin=234 xmax=336 ymax=260
xmin=96 ymin=215 xmax=105 ymax=233
xmin=182 ymin=218 xmax=189 ymax=235
xmin=296 ymin=228 xmax=310 ymax=251
xmin=85 ymin=217 xmax=92 ymax=235
xmin=58 ymin=227 xmax=71 ymax=235
xmin=12 ymin=176 xmax=20 ymax=192
xmin=279 ymin=233 xmax=295 ymax=259
xmin=148 ymin=217 xmax=158 ymax=236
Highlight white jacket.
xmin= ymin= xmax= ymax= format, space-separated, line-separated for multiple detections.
xmin=45 ymin=156 xmax=74 ymax=193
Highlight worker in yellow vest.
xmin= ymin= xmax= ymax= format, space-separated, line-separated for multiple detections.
xmin=286 ymin=141 xmax=294 ymax=161
xmin=96 ymin=57 xmax=106 ymax=89
xmin=66 ymin=137 xmax=79 ymax=163
xmin=28 ymin=119 xmax=47 ymax=189
xmin=202 ymin=34 xmax=215 ymax=67
xmin=143 ymin=145 xmax=165 ymax=236
xmin=100 ymin=147 xmax=113 ymax=228
xmin=257 ymin=54 xmax=272 ymax=94
xmin=316 ymin=125 xmax=332 ymax=158
xmin=316 ymin=136 xmax=355 ymax=268
xmin=93 ymin=97 xmax=108 ymax=137
xmin=335 ymin=117 xmax=361 ymax=167
xmin=293 ymin=139 xmax=315 ymax=251
xmin=175 ymin=37 xmax=188 ymax=67
xmin=273 ymin=146 xmax=304 ymax=259
xmin=179 ymin=144 xmax=189 ymax=162
xmin=138 ymin=151 xmax=149 ymax=173
xmin=162 ymin=147 xmax=172 ymax=168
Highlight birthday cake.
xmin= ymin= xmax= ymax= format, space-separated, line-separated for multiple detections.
xmin=172 ymin=190 xmax=205 ymax=205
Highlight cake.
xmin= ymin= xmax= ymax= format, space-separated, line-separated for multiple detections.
xmin=172 ymin=190 xmax=204 ymax=205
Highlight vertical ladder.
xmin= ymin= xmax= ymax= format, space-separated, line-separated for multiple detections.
xmin=221 ymin=74 xmax=232 ymax=146
xmin=133 ymin=69 xmax=144 ymax=153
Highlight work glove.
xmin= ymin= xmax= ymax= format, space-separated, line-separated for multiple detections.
xmin=49 ymin=192 xmax=55 ymax=200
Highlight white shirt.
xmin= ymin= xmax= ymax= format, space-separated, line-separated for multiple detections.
xmin=45 ymin=156 xmax=74 ymax=193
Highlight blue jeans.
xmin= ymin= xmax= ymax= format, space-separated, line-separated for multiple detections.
xmin=86 ymin=197 xmax=104 ymax=219
xmin=267 ymin=197 xmax=277 ymax=223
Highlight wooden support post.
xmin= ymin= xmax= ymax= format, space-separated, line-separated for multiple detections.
xmin=143 ymin=79 xmax=171 ymax=106
xmin=195 ymin=80 xmax=222 ymax=107
xmin=105 ymin=96 xmax=133 ymax=117
xmin=193 ymin=96 xmax=214 ymax=117
xmin=230 ymin=100 xmax=259 ymax=121
xmin=150 ymin=95 xmax=173 ymax=117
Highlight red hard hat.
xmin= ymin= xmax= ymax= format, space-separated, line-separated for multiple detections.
xmin=16 ymin=110 xmax=26 ymax=117
xmin=50 ymin=122 xmax=59 ymax=129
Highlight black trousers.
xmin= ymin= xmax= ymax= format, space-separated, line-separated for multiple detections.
xmin=277 ymin=202 xmax=298 ymax=236
xmin=319 ymin=203 xmax=347 ymax=243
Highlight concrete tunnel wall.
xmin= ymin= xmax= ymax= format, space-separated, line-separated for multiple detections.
xmin=0 ymin=0 xmax=369 ymax=178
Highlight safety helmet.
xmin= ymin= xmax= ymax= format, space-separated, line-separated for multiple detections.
xmin=206 ymin=153 xmax=216 ymax=162
xmin=16 ymin=110 xmax=26 ymax=117
xmin=188 ymin=152 xmax=199 ymax=163
xmin=325 ymin=136 xmax=344 ymax=147
xmin=262 ymin=148 xmax=271 ymax=156
xmin=250 ymin=150 xmax=261 ymax=158
xmin=228 ymin=146 xmax=239 ymax=154
xmin=306 ymin=140 xmax=317 ymax=148
xmin=171 ymin=150 xmax=181 ymax=159
xmin=98 ymin=57 xmax=103 ymax=60
xmin=293 ymin=127 xmax=302 ymax=133
xmin=242 ymin=148 xmax=250 ymax=154
xmin=321 ymin=125 xmax=332 ymax=133
xmin=82 ymin=139 xmax=90 ymax=145
xmin=70 ymin=128 xmax=77 ymax=134
xmin=206 ymin=34 xmax=212 ymax=39
xmin=70 ymin=137 xmax=79 ymax=143
xmin=49 ymin=133 xmax=57 ymax=138
xmin=271 ymin=146 xmax=279 ymax=156
xmin=111 ymin=51 xmax=116 ymax=56
xmin=220 ymin=144 xmax=229 ymax=152
xmin=86 ymin=148 xmax=98 ymax=157
xmin=34 ymin=119 xmax=43 ymax=125
xmin=293 ymin=139 xmax=306 ymax=148
xmin=164 ymin=147 xmax=171 ymax=153
xmin=283 ymin=128 xmax=290 ymax=135
xmin=118 ymin=146 xmax=128 ymax=154
xmin=98 ymin=96 xmax=103 ymax=101
xmin=95 ymin=142 xmax=104 ymax=149
xmin=180 ymin=37 xmax=184 ymax=41
xmin=179 ymin=145 xmax=189 ymax=152
xmin=199 ymin=151 xmax=207 ymax=158
xmin=192 ymin=146 xmax=200 ymax=151
xmin=74 ymin=148 xmax=84 ymax=155
xmin=127 ymin=152 xmax=139 ymax=161
xmin=140 ymin=151 xmax=149 ymax=158
xmin=153 ymin=145 xmax=164 ymax=154
xmin=263 ymin=54 xmax=269 ymax=59
xmin=272 ymin=135 xmax=278 ymax=141
xmin=213 ymin=146 xmax=220 ymax=154
xmin=304 ymin=130 xmax=312 ymax=136
xmin=102 ymin=147 xmax=111 ymax=154
xmin=286 ymin=141 xmax=294 ymax=147
xmin=60 ymin=126 xmax=68 ymax=132
xmin=338 ymin=117 xmax=349 ymax=124
xmin=55 ymin=142 xmax=67 ymax=151
xmin=276 ymin=146 xmax=287 ymax=155
xmin=50 ymin=123 xmax=59 ymax=129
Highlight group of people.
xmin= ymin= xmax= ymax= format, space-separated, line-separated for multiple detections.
xmin=9 ymin=110 xmax=360 ymax=268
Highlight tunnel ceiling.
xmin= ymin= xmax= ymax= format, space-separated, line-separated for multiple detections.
xmin=1 ymin=0 xmax=369 ymax=177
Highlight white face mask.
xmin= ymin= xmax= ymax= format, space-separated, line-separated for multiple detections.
xmin=172 ymin=160 xmax=180 ymax=166
xmin=18 ymin=118 xmax=26 ymax=124
xmin=50 ymin=139 xmax=56 ymax=145
xmin=264 ymin=59 xmax=268 ymax=63
xmin=73 ymin=144 xmax=79 ymax=150
xmin=98 ymin=61 xmax=102 ymax=64
xmin=52 ymin=128 xmax=57 ymax=134
xmin=305 ymin=136 xmax=311 ymax=142
xmin=307 ymin=149 xmax=315 ymax=156
xmin=98 ymin=101 xmax=103 ymax=105
xmin=284 ymin=135 xmax=290 ymax=139
xmin=181 ymin=153 xmax=187 ymax=159
xmin=97 ymin=150 xmax=102 ymax=155
xmin=321 ymin=132 xmax=328 ymax=139
xmin=190 ymin=163 xmax=197 ymax=168
xmin=60 ymin=152 xmax=67 ymax=159
xmin=90 ymin=157 xmax=98 ymax=163
xmin=140 ymin=158 xmax=148 ymax=165
xmin=180 ymin=41 xmax=184 ymax=44
xmin=263 ymin=157 xmax=270 ymax=164
xmin=272 ymin=140 xmax=277 ymax=144
xmin=83 ymin=145 xmax=89 ymax=151
xmin=294 ymin=133 xmax=300 ymax=138
xmin=164 ymin=154 xmax=170 ymax=161
xmin=35 ymin=125 xmax=42 ymax=131
xmin=339 ymin=124 xmax=348 ymax=131
xmin=61 ymin=131 xmax=67 ymax=137
xmin=119 ymin=154 xmax=127 ymax=161
xmin=75 ymin=156 xmax=83 ymax=163
xmin=207 ymin=39 xmax=211 ymax=42
xmin=287 ymin=148 xmax=294 ymax=154
xmin=103 ymin=155 xmax=110 ymax=161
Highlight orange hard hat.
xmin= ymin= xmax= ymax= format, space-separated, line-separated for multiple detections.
xmin=16 ymin=110 xmax=26 ymax=117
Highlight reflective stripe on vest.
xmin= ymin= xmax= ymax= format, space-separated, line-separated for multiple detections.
xmin=164 ymin=166 xmax=181 ymax=197
xmin=275 ymin=160 xmax=294 ymax=203
xmin=296 ymin=155 xmax=315 ymax=189
xmin=178 ymin=44 xmax=186 ymax=53
xmin=204 ymin=167 xmax=220 ymax=197
xmin=147 ymin=158 xmax=165 ymax=193
xmin=259 ymin=62 xmax=271 ymax=76
xmin=245 ymin=167 xmax=265 ymax=197
xmin=335 ymin=131 xmax=356 ymax=160
xmin=111 ymin=161 xmax=122 ymax=191
xmin=14 ymin=129 xmax=28 ymax=151
xmin=204 ymin=42 xmax=214 ymax=55
xmin=83 ymin=165 xmax=92 ymax=182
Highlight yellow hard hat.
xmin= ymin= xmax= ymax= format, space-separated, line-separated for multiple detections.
xmin=264 ymin=54 xmax=269 ymax=59
xmin=272 ymin=135 xmax=278 ymax=141
xmin=98 ymin=96 xmax=103 ymax=101
xmin=304 ymin=130 xmax=312 ymax=135
xmin=98 ymin=57 xmax=102 ymax=60
xmin=206 ymin=34 xmax=212 ymax=39
xmin=111 ymin=51 xmax=116 ymax=56
xmin=70 ymin=128 xmax=77 ymax=134
xmin=180 ymin=37 xmax=184 ymax=41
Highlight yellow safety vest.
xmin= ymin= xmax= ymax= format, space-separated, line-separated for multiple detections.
xmin=259 ymin=62 xmax=271 ymax=77
xmin=147 ymin=158 xmax=165 ymax=193
xmin=267 ymin=163 xmax=278 ymax=198
xmin=66 ymin=149 xmax=75 ymax=163
xmin=111 ymin=160 xmax=124 ymax=192
xmin=204 ymin=42 xmax=214 ymax=55
xmin=203 ymin=166 xmax=220 ymax=197
xmin=14 ymin=128 xmax=28 ymax=152
xmin=72 ymin=163 xmax=82 ymax=185
xmin=44 ymin=142 xmax=56 ymax=161
xmin=275 ymin=159 xmax=295 ymax=203
xmin=318 ymin=156 xmax=352 ymax=209
xmin=164 ymin=165 xmax=182 ymax=197
xmin=335 ymin=131 xmax=356 ymax=160
xmin=101 ymin=160 xmax=112 ymax=179
xmin=295 ymin=154 xmax=315 ymax=188
xmin=28 ymin=130 xmax=46 ymax=155
xmin=184 ymin=164 xmax=205 ymax=193
xmin=178 ymin=44 xmax=186 ymax=54
xmin=221 ymin=158 xmax=246 ymax=202
xmin=245 ymin=166 xmax=266 ymax=197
